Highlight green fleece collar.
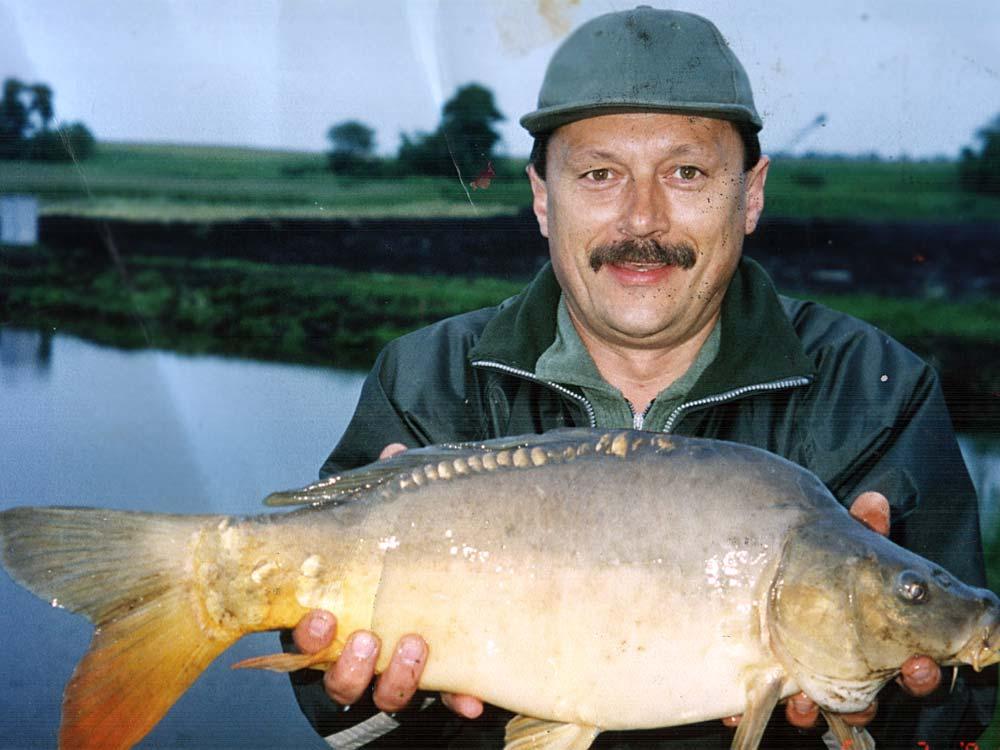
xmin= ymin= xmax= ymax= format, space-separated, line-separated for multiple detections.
xmin=469 ymin=257 xmax=816 ymax=391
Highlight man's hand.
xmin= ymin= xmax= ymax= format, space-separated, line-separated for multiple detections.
xmin=724 ymin=491 xmax=942 ymax=731
xmin=291 ymin=442 xmax=484 ymax=719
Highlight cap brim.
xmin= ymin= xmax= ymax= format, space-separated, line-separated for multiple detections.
xmin=520 ymin=102 xmax=762 ymax=137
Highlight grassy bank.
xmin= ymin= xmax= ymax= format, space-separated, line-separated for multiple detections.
xmin=1 ymin=246 xmax=523 ymax=368
xmin=3 ymin=246 xmax=998 ymax=432
xmin=2 ymin=142 xmax=999 ymax=221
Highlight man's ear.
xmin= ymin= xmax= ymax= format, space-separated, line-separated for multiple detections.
xmin=743 ymin=155 xmax=770 ymax=236
xmin=526 ymin=163 xmax=549 ymax=239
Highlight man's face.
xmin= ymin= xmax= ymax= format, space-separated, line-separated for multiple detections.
xmin=528 ymin=112 xmax=769 ymax=351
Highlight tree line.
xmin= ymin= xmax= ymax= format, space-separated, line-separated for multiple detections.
xmin=326 ymin=82 xmax=503 ymax=181
xmin=0 ymin=78 xmax=95 ymax=161
xmin=327 ymin=83 xmax=1000 ymax=199
xmin=960 ymin=115 xmax=1000 ymax=195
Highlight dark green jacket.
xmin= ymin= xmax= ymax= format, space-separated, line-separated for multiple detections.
xmin=289 ymin=258 xmax=995 ymax=749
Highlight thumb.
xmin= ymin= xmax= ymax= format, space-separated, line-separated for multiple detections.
xmin=380 ymin=443 xmax=408 ymax=460
xmin=849 ymin=491 xmax=890 ymax=537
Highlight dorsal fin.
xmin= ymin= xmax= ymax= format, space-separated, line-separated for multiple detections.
xmin=263 ymin=428 xmax=673 ymax=507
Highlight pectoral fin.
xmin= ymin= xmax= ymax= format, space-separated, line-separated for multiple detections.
xmin=731 ymin=673 xmax=784 ymax=750
xmin=232 ymin=640 xmax=343 ymax=672
xmin=231 ymin=650 xmax=333 ymax=673
xmin=504 ymin=715 xmax=601 ymax=750
xmin=821 ymin=710 xmax=876 ymax=750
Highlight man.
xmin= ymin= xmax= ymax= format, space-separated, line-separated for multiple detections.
xmin=285 ymin=7 xmax=995 ymax=748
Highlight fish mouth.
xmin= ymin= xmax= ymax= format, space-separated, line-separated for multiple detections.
xmin=956 ymin=607 xmax=1000 ymax=671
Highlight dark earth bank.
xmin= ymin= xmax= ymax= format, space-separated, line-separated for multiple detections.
xmin=39 ymin=213 xmax=1000 ymax=298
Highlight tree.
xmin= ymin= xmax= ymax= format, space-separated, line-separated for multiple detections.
xmin=440 ymin=83 xmax=504 ymax=176
xmin=0 ymin=77 xmax=96 ymax=161
xmin=959 ymin=114 xmax=1000 ymax=195
xmin=0 ymin=78 xmax=28 ymax=158
xmin=27 ymin=83 xmax=54 ymax=134
xmin=32 ymin=122 xmax=96 ymax=161
xmin=397 ymin=83 xmax=504 ymax=177
xmin=397 ymin=129 xmax=451 ymax=176
xmin=326 ymin=120 xmax=376 ymax=175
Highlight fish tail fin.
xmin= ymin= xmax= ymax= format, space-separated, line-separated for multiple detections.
xmin=0 ymin=506 xmax=238 ymax=750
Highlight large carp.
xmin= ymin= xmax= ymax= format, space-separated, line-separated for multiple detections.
xmin=0 ymin=429 xmax=997 ymax=750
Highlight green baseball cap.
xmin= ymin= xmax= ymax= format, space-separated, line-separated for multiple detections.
xmin=520 ymin=6 xmax=762 ymax=136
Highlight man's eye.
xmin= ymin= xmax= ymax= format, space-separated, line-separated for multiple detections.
xmin=675 ymin=165 xmax=701 ymax=180
xmin=585 ymin=168 xmax=612 ymax=182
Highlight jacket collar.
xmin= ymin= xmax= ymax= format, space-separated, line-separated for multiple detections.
xmin=470 ymin=256 xmax=816 ymax=391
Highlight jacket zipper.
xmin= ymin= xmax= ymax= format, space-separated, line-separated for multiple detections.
xmin=471 ymin=359 xmax=598 ymax=428
xmin=473 ymin=361 xmax=810 ymax=434
xmin=662 ymin=375 xmax=812 ymax=433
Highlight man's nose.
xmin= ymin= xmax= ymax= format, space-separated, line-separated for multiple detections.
xmin=619 ymin=176 xmax=669 ymax=238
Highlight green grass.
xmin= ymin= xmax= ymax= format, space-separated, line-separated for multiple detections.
xmin=0 ymin=142 xmax=531 ymax=220
xmin=3 ymin=143 xmax=1000 ymax=221
xmin=1 ymin=248 xmax=524 ymax=367
xmin=804 ymin=293 xmax=1000 ymax=343
xmin=766 ymin=156 xmax=1000 ymax=221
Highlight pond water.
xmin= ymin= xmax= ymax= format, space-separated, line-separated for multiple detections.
xmin=1 ymin=329 xmax=364 ymax=749
xmin=0 ymin=329 xmax=997 ymax=748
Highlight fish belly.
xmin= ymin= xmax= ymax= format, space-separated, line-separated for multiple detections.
xmin=372 ymin=559 xmax=779 ymax=729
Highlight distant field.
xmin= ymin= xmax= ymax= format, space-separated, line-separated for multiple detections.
xmin=0 ymin=142 xmax=530 ymax=220
xmin=1 ymin=142 xmax=998 ymax=221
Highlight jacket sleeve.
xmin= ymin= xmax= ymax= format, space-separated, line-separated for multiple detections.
xmin=318 ymin=349 xmax=431 ymax=478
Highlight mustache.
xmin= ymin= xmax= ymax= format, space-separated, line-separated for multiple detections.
xmin=588 ymin=239 xmax=697 ymax=273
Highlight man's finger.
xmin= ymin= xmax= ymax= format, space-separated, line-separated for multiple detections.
xmin=373 ymin=634 xmax=427 ymax=713
xmin=293 ymin=609 xmax=337 ymax=654
xmin=849 ymin=491 xmax=890 ymax=537
xmin=380 ymin=443 xmax=408 ymax=460
xmin=720 ymin=714 xmax=741 ymax=727
xmin=838 ymin=700 xmax=878 ymax=727
xmin=441 ymin=692 xmax=485 ymax=719
xmin=785 ymin=692 xmax=820 ymax=729
xmin=898 ymin=655 xmax=941 ymax=697
xmin=324 ymin=631 xmax=380 ymax=705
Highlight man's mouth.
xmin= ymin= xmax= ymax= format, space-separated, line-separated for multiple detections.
xmin=603 ymin=262 xmax=677 ymax=286
xmin=616 ymin=262 xmax=669 ymax=272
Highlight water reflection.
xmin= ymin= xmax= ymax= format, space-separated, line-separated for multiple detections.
xmin=0 ymin=327 xmax=52 ymax=380
xmin=0 ymin=330 xmax=365 ymax=749
xmin=959 ymin=435 xmax=1000 ymax=541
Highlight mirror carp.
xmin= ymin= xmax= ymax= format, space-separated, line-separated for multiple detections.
xmin=1 ymin=429 xmax=997 ymax=749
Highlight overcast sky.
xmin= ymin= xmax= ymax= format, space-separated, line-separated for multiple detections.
xmin=1 ymin=0 xmax=998 ymax=159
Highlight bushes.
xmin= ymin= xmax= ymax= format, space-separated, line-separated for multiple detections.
xmin=0 ymin=78 xmax=96 ymax=162
xmin=959 ymin=114 xmax=1000 ymax=195
xmin=0 ymin=251 xmax=520 ymax=367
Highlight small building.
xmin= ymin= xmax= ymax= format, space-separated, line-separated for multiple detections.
xmin=0 ymin=194 xmax=39 ymax=245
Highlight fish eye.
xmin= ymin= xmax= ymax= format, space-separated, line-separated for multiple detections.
xmin=896 ymin=570 xmax=929 ymax=603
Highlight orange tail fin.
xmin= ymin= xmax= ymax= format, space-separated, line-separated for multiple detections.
xmin=0 ymin=507 xmax=239 ymax=750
